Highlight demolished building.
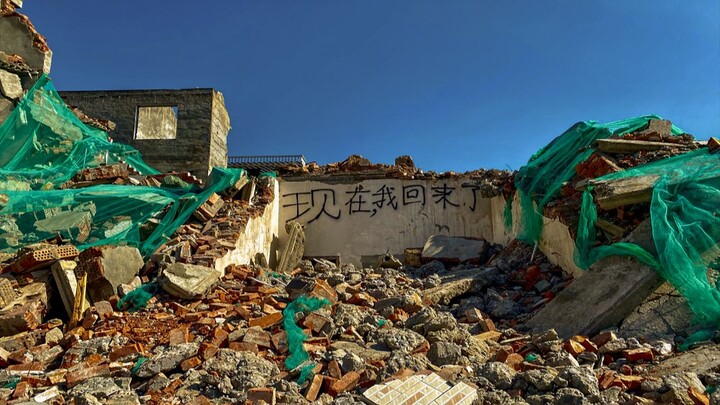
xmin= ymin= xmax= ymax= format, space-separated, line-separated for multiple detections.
xmin=1 ymin=2 xmax=720 ymax=405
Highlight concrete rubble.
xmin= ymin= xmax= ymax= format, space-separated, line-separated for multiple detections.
xmin=1 ymin=3 xmax=720 ymax=405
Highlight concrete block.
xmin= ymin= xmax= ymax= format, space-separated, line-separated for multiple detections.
xmin=160 ymin=262 xmax=220 ymax=299
xmin=0 ymin=70 xmax=22 ymax=100
xmin=77 ymin=246 xmax=144 ymax=303
xmin=421 ymin=235 xmax=485 ymax=262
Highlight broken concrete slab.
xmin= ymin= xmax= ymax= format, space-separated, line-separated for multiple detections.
xmin=526 ymin=221 xmax=663 ymax=339
xmin=595 ymin=138 xmax=690 ymax=154
xmin=649 ymin=345 xmax=720 ymax=377
xmin=160 ymin=262 xmax=220 ymax=300
xmin=618 ymin=283 xmax=693 ymax=340
xmin=421 ymin=267 xmax=498 ymax=306
xmin=77 ymin=246 xmax=144 ymax=303
xmin=0 ymin=12 xmax=52 ymax=73
xmin=0 ymin=69 xmax=22 ymax=100
xmin=421 ymin=235 xmax=485 ymax=263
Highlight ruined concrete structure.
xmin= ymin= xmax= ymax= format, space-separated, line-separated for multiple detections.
xmin=59 ymin=89 xmax=230 ymax=179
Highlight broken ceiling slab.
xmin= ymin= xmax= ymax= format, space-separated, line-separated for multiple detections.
xmin=525 ymin=221 xmax=663 ymax=339
xmin=421 ymin=235 xmax=485 ymax=263
xmin=590 ymin=175 xmax=659 ymax=210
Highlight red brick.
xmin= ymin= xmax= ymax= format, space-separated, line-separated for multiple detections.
xmin=65 ymin=364 xmax=111 ymax=387
xmin=328 ymin=360 xmax=342 ymax=379
xmin=305 ymin=374 xmax=324 ymax=402
xmin=229 ymin=341 xmax=259 ymax=353
xmin=328 ymin=371 xmax=360 ymax=396
xmin=249 ymin=312 xmax=283 ymax=329
xmin=623 ymin=347 xmax=654 ymax=362
xmin=592 ymin=331 xmax=617 ymax=347
xmin=180 ymin=356 xmax=202 ymax=371
xmin=12 ymin=381 xmax=30 ymax=399
xmin=211 ymin=327 xmax=229 ymax=347
xmin=243 ymin=327 xmax=272 ymax=348
xmin=564 ymin=340 xmax=585 ymax=357
xmin=247 ymin=387 xmax=276 ymax=405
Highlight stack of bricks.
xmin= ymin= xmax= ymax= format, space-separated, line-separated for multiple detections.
xmin=574 ymin=152 xmax=622 ymax=180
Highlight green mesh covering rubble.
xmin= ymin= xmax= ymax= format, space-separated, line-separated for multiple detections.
xmin=0 ymin=74 xmax=246 ymax=257
xmin=575 ymin=148 xmax=720 ymax=325
xmin=282 ymin=295 xmax=331 ymax=384
xmin=515 ymin=115 xmax=720 ymax=326
xmin=513 ymin=115 xmax=685 ymax=242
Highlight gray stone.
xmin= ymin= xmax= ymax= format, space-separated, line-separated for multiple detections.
xmin=477 ymin=362 xmax=516 ymax=390
xmin=527 ymin=220 xmax=662 ymax=338
xmin=340 ymin=351 xmax=365 ymax=373
xmin=660 ymin=372 xmax=706 ymax=404
xmin=69 ymin=377 xmax=122 ymax=399
xmin=135 ymin=343 xmax=199 ymax=378
xmin=557 ymin=367 xmax=599 ymax=396
xmin=160 ymin=262 xmax=220 ymax=299
xmin=421 ymin=235 xmax=485 ymax=262
xmin=144 ymin=373 xmax=170 ymax=393
xmin=427 ymin=341 xmax=463 ymax=366
xmin=598 ymin=339 xmax=628 ymax=354
xmin=371 ymin=328 xmax=426 ymax=353
xmin=421 ymin=267 xmax=498 ymax=306
xmin=202 ymin=349 xmax=278 ymax=390
xmin=553 ymin=388 xmax=585 ymax=405
xmin=523 ymin=369 xmax=557 ymax=391
xmin=650 ymin=345 xmax=720 ymax=377
xmin=546 ymin=351 xmax=580 ymax=368
xmin=381 ymin=352 xmax=431 ymax=379
xmin=488 ymin=299 xmax=521 ymax=319
xmin=0 ymin=70 xmax=22 ymax=100
xmin=328 ymin=341 xmax=390 ymax=362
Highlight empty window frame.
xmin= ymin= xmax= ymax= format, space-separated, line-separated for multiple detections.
xmin=134 ymin=106 xmax=178 ymax=139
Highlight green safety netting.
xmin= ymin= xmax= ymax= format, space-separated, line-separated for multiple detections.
xmin=575 ymin=148 xmax=720 ymax=325
xmin=0 ymin=74 xmax=245 ymax=257
xmin=513 ymin=115 xmax=685 ymax=242
xmin=282 ymin=295 xmax=331 ymax=384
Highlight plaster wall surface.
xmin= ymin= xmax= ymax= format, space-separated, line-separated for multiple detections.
xmin=278 ymin=178 xmax=501 ymax=267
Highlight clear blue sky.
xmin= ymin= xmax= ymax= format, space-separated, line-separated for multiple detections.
xmin=24 ymin=1 xmax=720 ymax=172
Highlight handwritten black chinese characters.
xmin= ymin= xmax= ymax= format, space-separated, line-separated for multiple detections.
xmin=282 ymin=180 xmax=484 ymax=223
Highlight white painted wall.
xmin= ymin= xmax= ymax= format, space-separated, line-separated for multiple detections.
xmin=278 ymin=178 xmax=504 ymax=266
xmin=214 ymin=178 xmax=280 ymax=275
xmin=277 ymin=177 xmax=583 ymax=276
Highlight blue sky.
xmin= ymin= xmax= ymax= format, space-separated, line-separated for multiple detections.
xmin=25 ymin=1 xmax=720 ymax=172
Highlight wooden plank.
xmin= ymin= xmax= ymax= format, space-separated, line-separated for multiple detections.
xmin=595 ymin=138 xmax=689 ymax=154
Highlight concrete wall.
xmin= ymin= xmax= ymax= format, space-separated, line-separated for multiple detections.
xmin=278 ymin=178 xmax=506 ymax=267
xmin=277 ymin=177 xmax=582 ymax=275
xmin=59 ymin=89 xmax=230 ymax=180
xmin=214 ymin=178 xmax=280 ymax=275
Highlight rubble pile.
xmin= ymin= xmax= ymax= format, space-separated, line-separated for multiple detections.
xmin=1 ymin=235 xmax=718 ymax=404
